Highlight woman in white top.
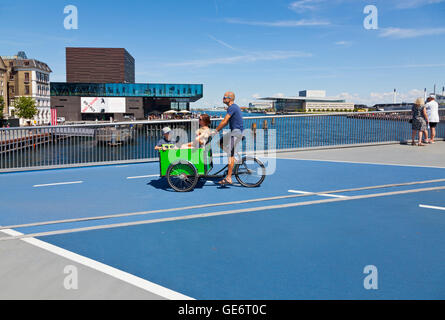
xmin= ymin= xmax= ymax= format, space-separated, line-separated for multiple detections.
xmin=181 ymin=114 xmax=212 ymax=149
xmin=425 ymin=95 xmax=440 ymax=143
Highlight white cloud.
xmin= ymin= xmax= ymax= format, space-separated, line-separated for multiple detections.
xmin=163 ymin=51 xmax=312 ymax=68
xmin=335 ymin=41 xmax=352 ymax=46
xmin=289 ymin=0 xmax=325 ymax=12
xmin=252 ymin=93 xmax=261 ymax=99
xmin=379 ymin=27 xmax=445 ymax=38
xmin=208 ymin=34 xmax=239 ymax=51
xmin=224 ymin=18 xmax=330 ymax=27
xmin=395 ymin=0 xmax=444 ymax=9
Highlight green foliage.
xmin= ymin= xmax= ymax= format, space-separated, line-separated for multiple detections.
xmin=14 ymin=96 xmax=38 ymax=120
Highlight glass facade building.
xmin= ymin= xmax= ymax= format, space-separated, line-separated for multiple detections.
xmin=51 ymin=83 xmax=203 ymax=100
xmin=50 ymin=82 xmax=204 ymax=121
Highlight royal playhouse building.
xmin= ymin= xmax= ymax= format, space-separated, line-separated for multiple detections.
xmin=50 ymin=48 xmax=203 ymax=122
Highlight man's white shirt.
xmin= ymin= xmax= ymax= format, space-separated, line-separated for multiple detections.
xmin=426 ymin=100 xmax=439 ymax=123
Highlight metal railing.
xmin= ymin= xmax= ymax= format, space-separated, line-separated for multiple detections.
xmin=1 ymin=109 xmax=444 ymax=172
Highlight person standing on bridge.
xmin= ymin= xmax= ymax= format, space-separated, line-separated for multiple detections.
xmin=214 ymin=91 xmax=244 ymax=185
xmin=425 ymin=95 xmax=439 ymax=144
xmin=411 ymin=98 xmax=429 ymax=146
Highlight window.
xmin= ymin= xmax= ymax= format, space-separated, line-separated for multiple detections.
xmin=24 ymin=72 xmax=30 ymax=82
xmin=25 ymin=86 xmax=30 ymax=95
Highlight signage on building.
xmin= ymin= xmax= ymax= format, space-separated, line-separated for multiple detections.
xmin=81 ymin=97 xmax=126 ymax=113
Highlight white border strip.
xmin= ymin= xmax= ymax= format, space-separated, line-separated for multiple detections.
xmin=33 ymin=181 xmax=84 ymax=188
xmin=0 ymin=228 xmax=194 ymax=300
xmin=419 ymin=204 xmax=445 ymax=211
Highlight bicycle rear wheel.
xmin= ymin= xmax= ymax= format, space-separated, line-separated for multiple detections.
xmin=235 ymin=157 xmax=266 ymax=188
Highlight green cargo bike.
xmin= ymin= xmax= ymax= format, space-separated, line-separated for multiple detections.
xmin=159 ymin=140 xmax=266 ymax=192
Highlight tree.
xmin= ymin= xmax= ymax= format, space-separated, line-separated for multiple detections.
xmin=14 ymin=96 xmax=38 ymax=120
xmin=0 ymin=96 xmax=5 ymax=119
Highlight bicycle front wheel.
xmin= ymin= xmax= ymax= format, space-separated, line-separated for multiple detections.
xmin=166 ymin=161 xmax=198 ymax=192
xmin=235 ymin=157 xmax=266 ymax=188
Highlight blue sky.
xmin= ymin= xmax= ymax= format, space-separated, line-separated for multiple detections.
xmin=1 ymin=0 xmax=444 ymax=107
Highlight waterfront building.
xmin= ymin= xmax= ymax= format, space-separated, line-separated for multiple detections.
xmin=1 ymin=51 xmax=52 ymax=124
xmin=0 ymin=57 xmax=7 ymax=116
xmin=259 ymin=90 xmax=354 ymax=113
xmin=248 ymin=101 xmax=274 ymax=111
xmin=51 ymin=47 xmax=203 ymax=122
xmin=66 ymin=48 xmax=135 ymax=84
xmin=51 ymin=82 xmax=203 ymax=121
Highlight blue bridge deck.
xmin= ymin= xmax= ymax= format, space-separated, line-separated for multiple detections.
xmin=1 ymin=144 xmax=445 ymax=299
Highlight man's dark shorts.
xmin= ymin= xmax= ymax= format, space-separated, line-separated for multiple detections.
xmin=430 ymin=122 xmax=438 ymax=128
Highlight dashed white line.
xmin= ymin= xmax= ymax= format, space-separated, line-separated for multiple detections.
xmin=288 ymin=190 xmax=348 ymax=198
xmin=33 ymin=181 xmax=84 ymax=188
xmin=419 ymin=204 xmax=445 ymax=211
xmin=126 ymin=175 xmax=159 ymax=180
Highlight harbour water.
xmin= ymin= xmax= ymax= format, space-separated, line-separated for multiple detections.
xmin=3 ymin=110 xmax=440 ymax=170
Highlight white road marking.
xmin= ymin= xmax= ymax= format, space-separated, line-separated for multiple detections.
xmin=0 ymin=228 xmax=194 ymax=300
xmin=127 ymin=175 xmax=159 ymax=179
xmin=5 ymin=185 xmax=445 ymax=241
xmin=33 ymin=181 xmax=83 ymax=188
xmin=269 ymin=155 xmax=445 ymax=170
xmin=419 ymin=204 xmax=445 ymax=211
xmin=5 ymin=177 xmax=445 ymax=231
xmin=288 ymin=190 xmax=348 ymax=198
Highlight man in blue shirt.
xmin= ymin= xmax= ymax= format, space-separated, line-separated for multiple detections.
xmin=214 ymin=91 xmax=244 ymax=185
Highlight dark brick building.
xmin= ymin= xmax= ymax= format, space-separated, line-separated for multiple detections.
xmin=50 ymin=48 xmax=203 ymax=122
xmin=66 ymin=48 xmax=135 ymax=83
